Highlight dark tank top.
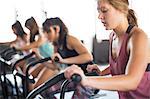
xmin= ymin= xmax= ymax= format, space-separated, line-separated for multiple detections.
xmin=109 ymin=25 xmax=150 ymax=99
xmin=57 ymin=35 xmax=92 ymax=73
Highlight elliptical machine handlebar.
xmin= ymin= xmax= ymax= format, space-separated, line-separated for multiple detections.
xmin=12 ymin=52 xmax=35 ymax=70
xmin=25 ymin=56 xmax=52 ymax=96
xmin=26 ymin=72 xmax=81 ymax=99
xmin=25 ymin=56 xmax=61 ymax=96
xmin=26 ymin=57 xmax=98 ymax=99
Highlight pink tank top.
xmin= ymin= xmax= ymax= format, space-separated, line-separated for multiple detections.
xmin=109 ymin=25 xmax=150 ymax=99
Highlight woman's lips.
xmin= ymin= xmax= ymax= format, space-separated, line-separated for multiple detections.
xmin=102 ymin=21 xmax=107 ymax=26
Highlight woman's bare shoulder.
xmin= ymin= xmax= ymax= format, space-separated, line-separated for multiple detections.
xmin=67 ymin=35 xmax=81 ymax=44
xmin=131 ymin=27 xmax=147 ymax=38
xmin=67 ymin=34 xmax=82 ymax=49
xmin=128 ymin=27 xmax=148 ymax=47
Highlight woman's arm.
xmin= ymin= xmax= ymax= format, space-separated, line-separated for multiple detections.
xmin=100 ymin=66 xmax=111 ymax=76
xmin=65 ymin=28 xmax=149 ymax=91
xmin=84 ymin=29 xmax=148 ymax=91
xmin=16 ymin=36 xmax=43 ymax=51
xmin=62 ymin=35 xmax=93 ymax=64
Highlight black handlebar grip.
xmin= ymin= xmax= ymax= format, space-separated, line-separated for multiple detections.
xmin=92 ymin=69 xmax=100 ymax=76
xmin=54 ymin=57 xmax=59 ymax=62
xmin=86 ymin=69 xmax=99 ymax=76
xmin=71 ymin=74 xmax=82 ymax=84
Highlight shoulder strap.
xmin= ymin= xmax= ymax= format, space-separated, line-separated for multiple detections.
xmin=63 ymin=34 xmax=68 ymax=49
xmin=126 ymin=25 xmax=135 ymax=34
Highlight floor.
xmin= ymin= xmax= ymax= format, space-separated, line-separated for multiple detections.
xmin=55 ymin=90 xmax=119 ymax=99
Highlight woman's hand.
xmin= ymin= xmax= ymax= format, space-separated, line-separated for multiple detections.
xmin=52 ymin=53 xmax=65 ymax=63
xmin=64 ymin=64 xmax=87 ymax=86
xmin=11 ymin=44 xmax=20 ymax=51
xmin=86 ymin=64 xmax=101 ymax=74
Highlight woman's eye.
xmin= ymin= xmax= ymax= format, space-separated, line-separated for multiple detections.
xmin=97 ymin=8 xmax=108 ymax=14
xmin=98 ymin=9 xmax=108 ymax=14
xmin=102 ymin=9 xmax=108 ymax=13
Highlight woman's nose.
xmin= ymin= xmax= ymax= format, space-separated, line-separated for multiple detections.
xmin=98 ymin=13 xmax=104 ymax=20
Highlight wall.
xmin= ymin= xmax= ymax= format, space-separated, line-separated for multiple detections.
xmin=0 ymin=0 xmax=150 ymax=51
xmin=95 ymin=0 xmax=150 ymax=41
xmin=0 ymin=0 xmax=96 ymax=51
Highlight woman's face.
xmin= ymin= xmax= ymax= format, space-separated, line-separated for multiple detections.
xmin=47 ymin=26 xmax=59 ymax=42
xmin=97 ymin=1 xmax=124 ymax=30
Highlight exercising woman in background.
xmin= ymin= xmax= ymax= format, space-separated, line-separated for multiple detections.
xmin=11 ymin=21 xmax=28 ymax=55
xmin=65 ymin=0 xmax=150 ymax=98
xmin=42 ymin=17 xmax=93 ymax=73
xmin=11 ymin=21 xmax=30 ymax=71
xmin=29 ymin=17 xmax=93 ymax=93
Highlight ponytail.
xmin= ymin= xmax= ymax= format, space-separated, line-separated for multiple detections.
xmin=127 ymin=9 xmax=138 ymax=26
xmin=100 ymin=0 xmax=138 ymax=26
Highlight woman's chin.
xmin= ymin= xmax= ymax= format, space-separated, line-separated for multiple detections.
xmin=105 ymin=26 xmax=111 ymax=30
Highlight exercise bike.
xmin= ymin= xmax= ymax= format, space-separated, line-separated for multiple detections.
xmin=0 ymin=46 xmax=36 ymax=99
xmin=25 ymin=57 xmax=99 ymax=99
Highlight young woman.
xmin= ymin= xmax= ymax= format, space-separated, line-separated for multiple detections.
xmin=32 ymin=17 xmax=93 ymax=93
xmin=11 ymin=21 xmax=30 ymax=71
xmin=24 ymin=17 xmax=54 ymax=59
xmin=42 ymin=17 xmax=93 ymax=72
xmin=65 ymin=0 xmax=150 ymax=98
xmin=11 ymin=21 xmax=28 ymax=53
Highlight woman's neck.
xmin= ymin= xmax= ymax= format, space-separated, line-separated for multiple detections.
xmin=113 ymin=18 xmax=129 ymax=38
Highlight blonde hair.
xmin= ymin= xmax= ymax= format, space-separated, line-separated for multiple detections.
xmin=98 ymin=0 xmax=138 ymax=26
